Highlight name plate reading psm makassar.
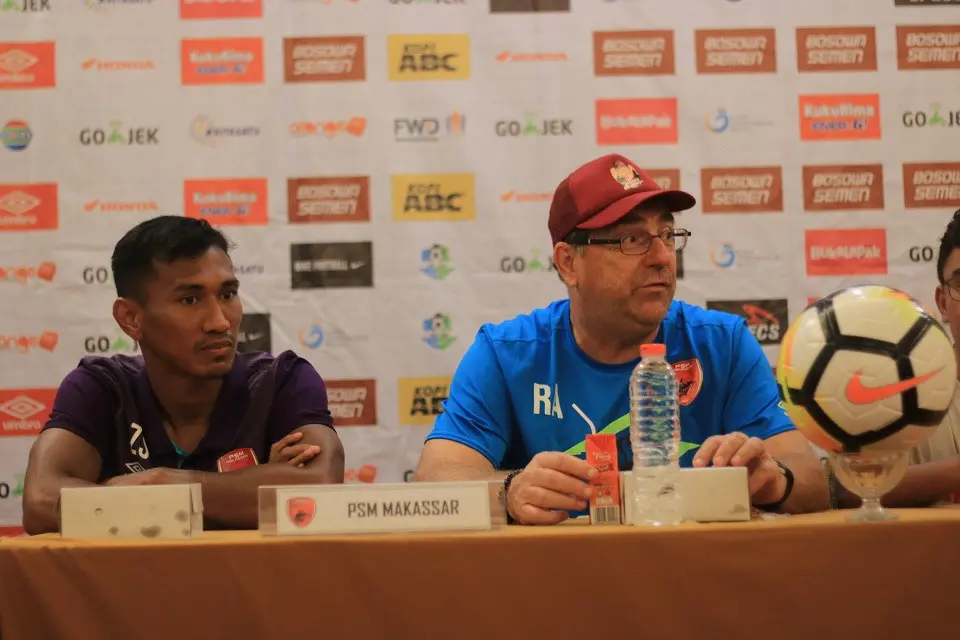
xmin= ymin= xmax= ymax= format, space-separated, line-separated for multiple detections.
xmin=273 ymin=481 xmax=493 ymax=536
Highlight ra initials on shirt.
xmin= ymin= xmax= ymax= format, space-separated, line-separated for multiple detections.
xmin=532 ymin=383 xmax=564 ymax=419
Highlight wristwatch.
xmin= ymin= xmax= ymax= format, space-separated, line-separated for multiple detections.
xmin=755 ymin=458 xmax=795 ymax=512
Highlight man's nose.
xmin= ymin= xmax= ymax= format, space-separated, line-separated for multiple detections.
xmin=202 ymin=300 xmax=232 ymax=334
xmin=643 ymin=235 xmax=672 ymax=267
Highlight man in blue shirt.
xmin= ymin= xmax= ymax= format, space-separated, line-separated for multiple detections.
xmin=415 ymin=154 xmax=829 ymax=524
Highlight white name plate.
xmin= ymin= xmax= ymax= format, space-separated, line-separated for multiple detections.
xmin=259 ymin=481 xmax=503 ymax=536
xmin=60 ymin=484 xmax=204 ymax=540
xmin=620 ymin=467 xmax=751 ymax=524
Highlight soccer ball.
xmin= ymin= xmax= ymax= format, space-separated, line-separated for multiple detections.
xmin=776 ymin=285 xmax=957 ymax=455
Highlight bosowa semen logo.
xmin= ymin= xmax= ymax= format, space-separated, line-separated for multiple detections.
xmin=694 ymin=28 xmax=777 ymax=74
xmin=283 ymin=36 xmax=365 ymax=82
xmin=387 ymin=34 xmax=470 ymax=81
xmin=421 ymin=244 xmax=454 ymax=280
xmin=423 ymin=313 xmax=455 ymax=350
xmin=287 ymin=176 xmax=370 ymax=223
xmin=398 ymin=376 xmax=452 ymax=426
xmin=392 ymin=173 xmax=475 ymax=221
xmin=290 ymin=241 xmax=374 ymax=289
xmin=699 ymin=166 xmax=783 ymax=213
xmin=896 ymin=25 xmax=960 ymax=71
xmin=705 ymin=299 xmax=788 ymax=345
xmin=593 ymin=30 xmax=676 ymax=76
xmin=902 ymin=162 xmax=960 ymax=209
xmin=802 ymin=164 xmax=885 ymax=212
xmin=795 ymin=27 xmax=877 ymax=73
xmin=326 ymin=379 xmax=377 ymax=426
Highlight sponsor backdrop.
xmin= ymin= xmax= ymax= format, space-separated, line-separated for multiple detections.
xmin=0 ymin=0 xmax=958 ymax=533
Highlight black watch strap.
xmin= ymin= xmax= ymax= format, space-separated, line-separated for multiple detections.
xmin=755 ymin=458 xmax=794 ymax=512
xmin=501 ymin=469 xmax=523 ymax=524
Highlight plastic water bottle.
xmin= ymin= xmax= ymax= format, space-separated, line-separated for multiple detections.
xmin=629 ymin=343 xmax=683 ymax=526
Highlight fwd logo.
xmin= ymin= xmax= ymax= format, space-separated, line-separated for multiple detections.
xmin=79 ymin=121 xmax=159 ymax=146
xmin=393 ymin=112 xmax=465 ymax=142
xmin=532 ymin=382 xmax=564 ymax=418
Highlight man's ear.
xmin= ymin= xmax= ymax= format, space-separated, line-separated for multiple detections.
xmin=936 ymin=285 xmax=952 ymax=327
xmin=553 ymin=243 xmax=579 ymax=287
xmin=113 ymin=298 xmax=143 ymax=341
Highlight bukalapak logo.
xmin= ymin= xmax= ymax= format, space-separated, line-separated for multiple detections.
xmin=290 ymin=242 xmax=374 ymax=289
xmin=705 ymin=298 xmax=787 ymax=345
xmin=80 ymin=120 xmax=159 ymax=146
xmin=238 ymin=313 xmax=271 ymax=353
xmin=495 ymin=112 xmax=572 ymax=137
xmin=902 ymin=104 xmax=959 ymax=128
xmin=394 ymin=112 xmax=466 ymax=142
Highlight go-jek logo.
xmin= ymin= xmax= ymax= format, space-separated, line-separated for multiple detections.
xmin=421 ymin=244 xmax=454 ymax=280
xmin=423 ymin=313 xmax=456 ymax=350
xmin=1 ymin=0 xmax=50 ymax=12
xmin=706 ymin=108 xmax=730 ymax=133
xmin=711 ymin=243 xmax=736 ymax=268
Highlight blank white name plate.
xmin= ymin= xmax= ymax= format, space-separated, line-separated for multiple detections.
xmin=258 ymin=481 xmax=506 ymax=536
xmin=60 ymin=484 xmax=204 ymax=540
xmin=620 ymin=467 xmax=751 ymax=524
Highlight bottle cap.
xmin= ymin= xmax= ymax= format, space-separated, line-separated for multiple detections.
xmin=639 ymin=343 xmax=666 ymax=357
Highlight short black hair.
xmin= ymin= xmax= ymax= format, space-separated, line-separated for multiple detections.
xmin=936 ymin=209 xmax=960 ymax=284
xmin=111 ymin=216 xmax=232 ymax=300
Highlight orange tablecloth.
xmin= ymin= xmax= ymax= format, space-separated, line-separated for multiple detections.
xmin=1 ymin=509 xmax=958 ymax=640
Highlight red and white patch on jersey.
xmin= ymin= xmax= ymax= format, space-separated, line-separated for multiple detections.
xmin=673 ymin=358 xmax=703 ymax=406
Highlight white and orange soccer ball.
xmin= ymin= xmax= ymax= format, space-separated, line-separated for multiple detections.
xmin=776 ymin=285 xmax=956 ymax=454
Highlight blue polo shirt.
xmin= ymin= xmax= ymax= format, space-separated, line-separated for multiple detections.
xmin=426 ymin=299 xmax=794 ymax=471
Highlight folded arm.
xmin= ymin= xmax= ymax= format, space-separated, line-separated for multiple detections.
xmin=22 ymin=429 xmax=102 ymax=535
xmin=172 ymin=424 xmax=344 ymax=529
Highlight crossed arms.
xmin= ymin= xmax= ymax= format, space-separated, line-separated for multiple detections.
xmin=22 ymin=425 xmax=344 ymax=535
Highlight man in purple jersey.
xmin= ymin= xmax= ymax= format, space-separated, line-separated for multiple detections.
xmin=22 ymin=216 xmax=344 ymax=534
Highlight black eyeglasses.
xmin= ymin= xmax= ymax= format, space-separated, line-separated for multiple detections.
xmin=945 ymin=276 xmax=960 ymax=301
xmin=568 ymin=229 xmax=691 ymax=256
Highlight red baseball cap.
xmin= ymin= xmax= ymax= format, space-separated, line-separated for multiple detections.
xmin=548 ymin=154 xmax=696 ymax=245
